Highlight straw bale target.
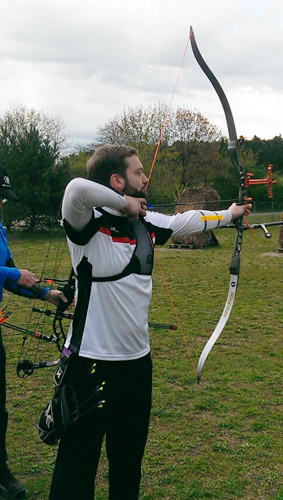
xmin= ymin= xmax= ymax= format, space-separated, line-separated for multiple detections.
xmin=171 ymin=187 xmax=220 ymax=249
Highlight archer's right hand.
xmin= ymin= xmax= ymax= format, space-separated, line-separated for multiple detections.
xmin=122 ymin=195 xmax=147 ymax=222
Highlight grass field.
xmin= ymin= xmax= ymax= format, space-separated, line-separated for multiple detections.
xmin=2 ymin=220 xmax=283 ymax=500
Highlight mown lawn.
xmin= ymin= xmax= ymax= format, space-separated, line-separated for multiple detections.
xmin=3 ymin=221 xmax=283 ymax=499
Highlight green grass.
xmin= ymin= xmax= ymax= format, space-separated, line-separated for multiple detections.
xmin=3 ymin=223 xmax=283 ymax=499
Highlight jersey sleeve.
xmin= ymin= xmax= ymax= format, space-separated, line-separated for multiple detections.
xmin=145 ymin=209 xmax=232 ymax=245
xmin=62 ymin=178 xmax=128 ymax=230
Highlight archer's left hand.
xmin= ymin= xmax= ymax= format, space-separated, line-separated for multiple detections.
xmin=229 ymin=202 xmax=252 ymax=220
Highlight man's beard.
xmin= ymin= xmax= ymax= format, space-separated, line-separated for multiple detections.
xmin=122 ymin=178 xmax=148 ymax=200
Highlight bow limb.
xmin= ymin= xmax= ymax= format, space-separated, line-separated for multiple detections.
xmin=220 ymin=220 xmax=283 ymax=239
xmin=189 ymin=26 xmax=245 ymax=190
xmin=190 ymin=27 xmax=247 ymax=382
xmin=197 ymin=274 xmax=238 ymax=381
xmin=1 ymin=269 xmax=75 ymax=377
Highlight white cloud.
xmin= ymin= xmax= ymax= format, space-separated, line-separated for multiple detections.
xmin=0 ymin=0 xmax=282 ymax=146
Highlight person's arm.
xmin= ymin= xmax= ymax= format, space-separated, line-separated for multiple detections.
xmin=0 ymin=244 xmax=21 ymax=285
xmin=62 ymin=178 xmax=147 ymax=229
xmin=4 ymin=259 xmax=68 ymax=305
xmin=145 ymin=203 xmax=251 ymax=241
xmin=62 ymin=178 xmax=128 ymax=230
xmin=172 ymin=202 xmax=251 ymax=237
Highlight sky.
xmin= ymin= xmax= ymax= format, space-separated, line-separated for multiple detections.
xmin=0 ymin=0 xmax=282 ymax=150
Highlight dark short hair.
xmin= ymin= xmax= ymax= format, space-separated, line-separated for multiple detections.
xmin=86 ymin=144 xmax=138 ymax=185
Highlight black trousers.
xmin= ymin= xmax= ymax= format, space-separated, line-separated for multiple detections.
xmin=0 ymin=327 xmax=8 ymax=465
xmin=49 ymin=353 xmax=152 ymax=500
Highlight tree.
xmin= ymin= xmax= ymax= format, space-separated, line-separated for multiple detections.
xmin=91 ymin=102 xmax=223 ymax=203
xmin=93 ymin=102 xmax=173 ymax=150
xmin=0 ymin=105 xmax=69 ymax=231
xmin=66 ymin=150 xmax=91 ymax=180
xmin=240 ymin=135 xmax=283 ymax=174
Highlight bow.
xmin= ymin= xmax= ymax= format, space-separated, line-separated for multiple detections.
xmin=17 ymin=270 xmax=75 ymax=378
xmin=1 ymin=226 xmax=75 ymax=378
xmin=189 ymin=27 xmax=277 ymax=382
xmin=10 ymin=218 xmax=75 ymax=377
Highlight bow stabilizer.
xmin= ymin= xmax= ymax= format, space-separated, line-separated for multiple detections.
xmin=220 ymin=219 xmax=283 ymax=239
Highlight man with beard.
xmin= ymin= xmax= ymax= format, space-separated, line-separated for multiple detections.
xmin=49 ymin=144 xmax=251 ymax=500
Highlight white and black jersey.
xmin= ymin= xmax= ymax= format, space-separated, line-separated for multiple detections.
xmin=62 ymin=178 xmax=232 ymax=362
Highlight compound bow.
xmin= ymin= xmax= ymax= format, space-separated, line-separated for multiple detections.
xmin=1 ymin=218 xmax=76 ymax=381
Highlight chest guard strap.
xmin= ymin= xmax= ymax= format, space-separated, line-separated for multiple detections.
xmin=77 ymin=218 xmax=154 ymax=283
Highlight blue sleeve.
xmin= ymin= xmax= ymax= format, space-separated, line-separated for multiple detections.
xmin=4 ymin=278 xmax=51 ymax=300
xmin=0 ymin=223 xmax=51 ymax=301
xmin=0 ymin=266 xmax=21 ymax=284
xmin=0 ymin=224 xmax=21 ymax=285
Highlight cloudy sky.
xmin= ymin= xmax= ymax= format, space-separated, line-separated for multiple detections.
xmin=1 ymin=0 xmax=282 ymax=149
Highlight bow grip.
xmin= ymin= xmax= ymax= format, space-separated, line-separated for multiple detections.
xmin=57 ymin=270 xmax=76 ymax=313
